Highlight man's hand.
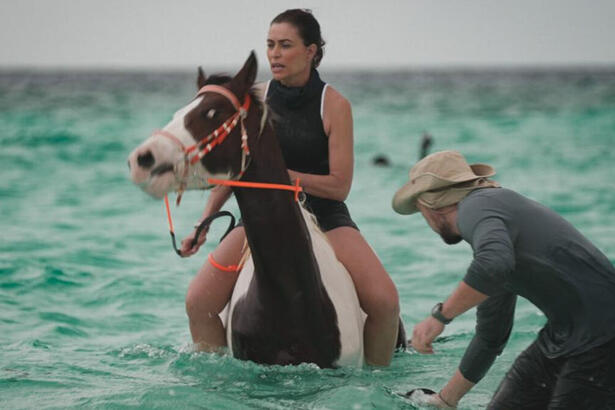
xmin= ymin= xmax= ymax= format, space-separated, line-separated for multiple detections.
xmin=405 ymin=389 xmax=456 ymax=409
xmin=425 ymin=392 xmax=456 ymax=408
xmin=411 ymin=316 xmax=445 ymax=354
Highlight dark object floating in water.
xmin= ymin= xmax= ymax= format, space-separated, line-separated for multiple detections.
xmin=372 ymin=130 xmax=434 ymax=166
xmin=420 ymin=132 xmax=433 ymax=159
xmin=372 ymin=154 xmax=391 ymax=167
xmin=404 ymin=387 xmax=437 ymax=398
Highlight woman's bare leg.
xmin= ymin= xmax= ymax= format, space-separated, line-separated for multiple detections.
xmin=185 ymin=227 xmax=245 ymax=351
xmin=326 ymin=227 xmax=400 ymax=366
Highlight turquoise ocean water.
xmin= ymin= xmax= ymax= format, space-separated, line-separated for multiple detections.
xmin=1 ymin=68 xmax=614 ymax=409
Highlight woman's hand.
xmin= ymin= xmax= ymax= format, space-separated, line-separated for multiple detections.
xmin=288 ymin=169 xmax=299 ymax=184
xmin=180 ymin=226 xmax=208 ymax=257
xmin=411 ymin=316 xmax=445 ymax=354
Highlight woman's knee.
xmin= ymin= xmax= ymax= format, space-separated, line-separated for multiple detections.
xmin=347 ymin=258 xmax=399 ymax=319
xmin=361 ymin=281 xmax=400 ymax=320
xmin=185 ymin=278 xmax=213 ymax=319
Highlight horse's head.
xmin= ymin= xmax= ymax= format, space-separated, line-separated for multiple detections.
xmin=128 ymin=52 xmax=258 ymax=198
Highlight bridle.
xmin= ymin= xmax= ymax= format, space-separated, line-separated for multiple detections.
xmin=152 ymin=84 xmax=303 ymax=257
xmin=152 ymin=84 xmax=252 ymax=204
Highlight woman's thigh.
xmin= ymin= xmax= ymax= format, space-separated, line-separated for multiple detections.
xmin=325 ymin=227 xmax=398 ymax=314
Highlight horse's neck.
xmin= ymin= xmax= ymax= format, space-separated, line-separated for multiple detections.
xmin=232 ymin=126 xmax=323 ymax=297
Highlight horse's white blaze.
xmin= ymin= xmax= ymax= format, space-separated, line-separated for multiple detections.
xmin=164 ymin=97 xmax=204 ymax=148
xmin=225 ymin=206 xmax=365 ymax=367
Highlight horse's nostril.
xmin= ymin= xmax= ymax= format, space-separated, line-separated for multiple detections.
xmin=137 ymin=151 xmax=155 ymax=169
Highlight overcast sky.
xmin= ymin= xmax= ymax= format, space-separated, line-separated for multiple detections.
xmin=1 ymin=0 xmax=614 ymax=70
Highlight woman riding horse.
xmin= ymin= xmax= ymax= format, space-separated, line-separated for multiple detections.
xmin=181 ymin=9 xmax=401 ymax=366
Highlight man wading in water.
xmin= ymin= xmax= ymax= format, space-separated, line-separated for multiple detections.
xmin=393 ymin=150 xmax=615 ymax=409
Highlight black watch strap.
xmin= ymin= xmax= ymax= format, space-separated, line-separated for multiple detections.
xmin=431 ymin=302 xmax=453 ymax=325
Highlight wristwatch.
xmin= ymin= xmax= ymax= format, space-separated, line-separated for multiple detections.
xmin=431 ymin=302 xmax=453 ymax=325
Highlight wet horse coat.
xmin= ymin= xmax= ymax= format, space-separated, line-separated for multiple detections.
xmin=128 ymin=52 xmax=366 ymax=367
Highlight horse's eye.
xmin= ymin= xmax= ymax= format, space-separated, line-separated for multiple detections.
xmin=206 ymin=109 xmax=216 ymax=119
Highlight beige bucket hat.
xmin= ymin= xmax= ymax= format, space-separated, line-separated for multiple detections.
xmin=392 ymin=150 xmax=496 ymax=215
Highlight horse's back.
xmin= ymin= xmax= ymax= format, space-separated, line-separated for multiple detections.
xmin=226 ymin=206 xmax=365 ymax=367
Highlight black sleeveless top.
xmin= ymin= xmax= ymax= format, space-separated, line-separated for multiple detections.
xmin=266 ymin=70 xmax=358 ymax=232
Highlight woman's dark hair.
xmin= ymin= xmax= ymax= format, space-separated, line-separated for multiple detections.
xmin=271 ymin=9 xmax=326 ymax=68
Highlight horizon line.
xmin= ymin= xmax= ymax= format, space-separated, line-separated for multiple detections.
xmin=2 ymin=61 xmax=615 ymax=74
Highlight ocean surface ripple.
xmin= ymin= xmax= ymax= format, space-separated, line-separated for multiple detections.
xmin=1 ymin=68 xmax=614 ymax=409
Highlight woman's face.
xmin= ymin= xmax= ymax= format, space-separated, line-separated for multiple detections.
xmin=267 ymin=22 xmax=316 ymax=86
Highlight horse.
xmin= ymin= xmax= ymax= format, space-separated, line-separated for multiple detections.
xmin=128 ymin=52 xmax=404 ymax=368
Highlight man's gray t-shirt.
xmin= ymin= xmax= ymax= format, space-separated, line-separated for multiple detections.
xmin=456 ymin=187 xmax=615 ymax=383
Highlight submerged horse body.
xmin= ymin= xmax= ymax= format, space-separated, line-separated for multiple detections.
xmin=227 ymin=206 xmax=364 ymax=367
xmin=128 ymin=52 xmax=375 ymax=367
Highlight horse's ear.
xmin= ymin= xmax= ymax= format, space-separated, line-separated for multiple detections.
xmin=230 ymin=51 xmax=257 ymax=97
xmin=197 ymin=67 xmax=207 ymax=89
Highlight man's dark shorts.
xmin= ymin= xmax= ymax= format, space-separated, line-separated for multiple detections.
xmin=488 ymin=337 xmax=615 ymax=410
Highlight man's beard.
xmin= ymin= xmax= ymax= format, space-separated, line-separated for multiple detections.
xmin=439 ymin=223 xmax=462 ymax=245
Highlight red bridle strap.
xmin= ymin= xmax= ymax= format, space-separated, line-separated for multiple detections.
xmin=154 ymin=129 xmax=187 ymax=150
xmin=194 ymin=85 xmax=252 ymax=173
xmin=155 ymin=85 xmax=251 ymax=163
xmin=197 ymin=85 xmax=242 ymax=110
xmin=186 ymin=113 xmax=242 ymax=165
xmin=206 ymin=178 xmax=303 ymax=202
xmin=155 ymin=85 xmax=252 ymax=167
xmin=187 ymin=92 xmax=251 ymax=166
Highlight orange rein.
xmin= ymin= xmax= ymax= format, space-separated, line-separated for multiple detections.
xmin=164 ymin=178 xmax=302 ymax=271
xmin=208 ymin=253 xmax=241 ymax=273
xmin=206 ymin=177 xmax=303 ymax=202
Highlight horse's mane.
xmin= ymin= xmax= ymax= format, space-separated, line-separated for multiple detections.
xmin=204 ymin=74 xmax=232 ymax=85
xmin=205 ymin=74 xmax=263 ymax=111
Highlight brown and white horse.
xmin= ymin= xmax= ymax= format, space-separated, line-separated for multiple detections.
xmin=128 ymin=52 xmax=373 ymax=367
